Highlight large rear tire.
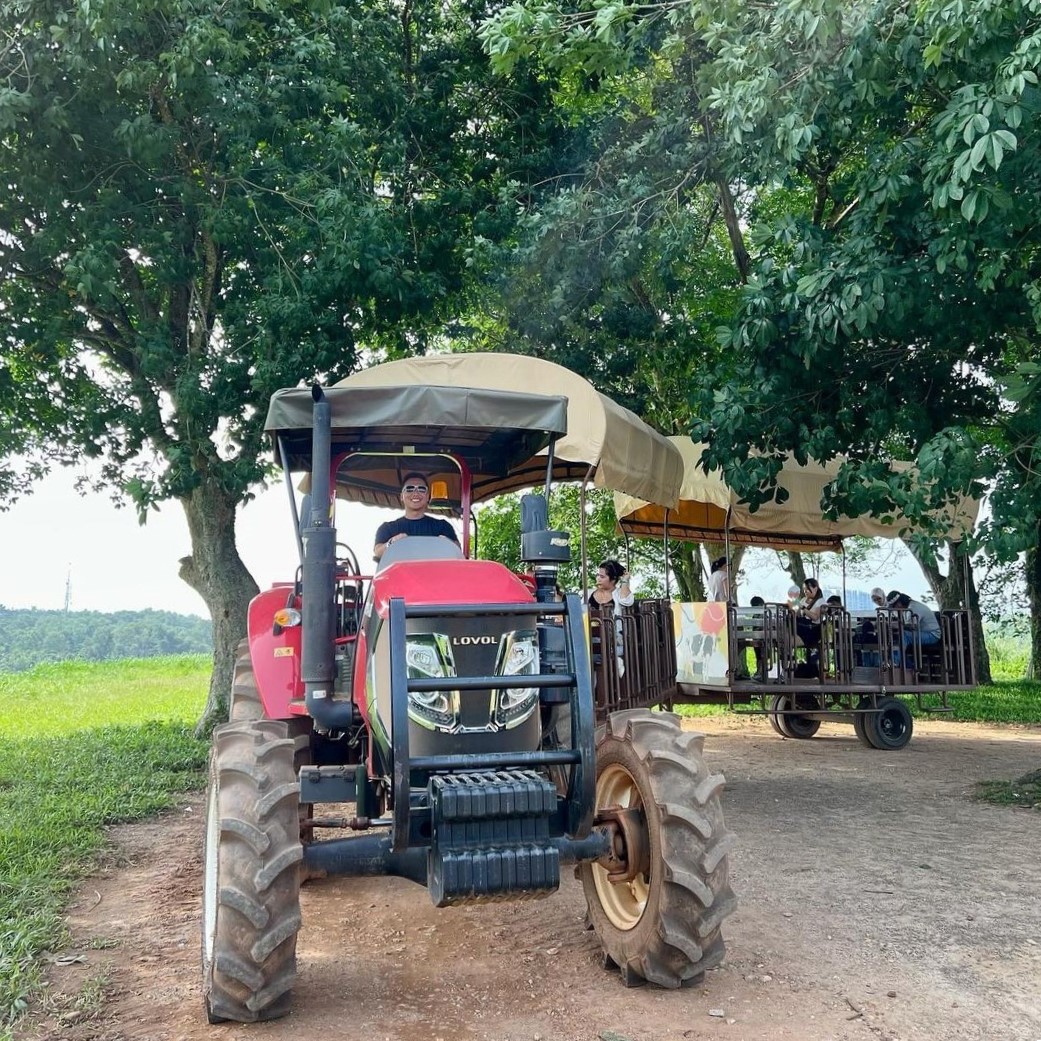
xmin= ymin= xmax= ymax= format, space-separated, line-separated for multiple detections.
xmin=580 ymin=710 xmax=736 ymax=988
xmin=228 ymin=640 xmax=263 ymax=722
xmin=202 ymin=721 xmax=303 ymax=1023
xmin=226 ymin=640 xmax=315 ymax=844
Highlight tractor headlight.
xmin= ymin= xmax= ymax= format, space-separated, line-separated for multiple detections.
xmin=494 ymin=630 xmax=539 ymax=729
xmin=405 ymin=634 xmax=457 ymax=730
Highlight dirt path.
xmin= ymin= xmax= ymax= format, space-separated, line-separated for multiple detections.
xmin=17 ymin=716 xmax=1041 ymax=1041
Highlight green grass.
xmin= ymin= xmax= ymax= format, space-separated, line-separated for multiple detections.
xmin=0 ymin=656 xmax=210 ymax=1037
xmin=0 ymin=654 xmax=211 ymax=735
xmin=975 ymin=768 xmax=1041 ymax=811
xmin=918 ymin=681 xmax=1041 ymax=724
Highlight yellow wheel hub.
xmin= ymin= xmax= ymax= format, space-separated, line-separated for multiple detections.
xmin=591 ymin=762 xmax=650 ymax=930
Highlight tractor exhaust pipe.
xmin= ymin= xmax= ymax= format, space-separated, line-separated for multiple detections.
xmin=301 ymin=385 xmax=352 ymax=731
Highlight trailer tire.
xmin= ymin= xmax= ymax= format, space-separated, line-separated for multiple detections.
xmin=768 ymin=694 xmax=821 ymax=739
xmin=202 ymin=721 xmax=303 ymax=1023
xmin=580 ymin=710 xmax=736 ymax=988
xmin=228 ymin=640 xmax=263 ymax=722
xmin=767 ymin=694 xmax=791 ymax=737
xmin=863 ymin=696 xmax=913 ymax=750
xmin=852 ymin=697 xmax=874 ymax=747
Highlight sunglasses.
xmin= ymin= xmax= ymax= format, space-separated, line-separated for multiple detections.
xmin=403 ymin=485 xmax=428 ymax=494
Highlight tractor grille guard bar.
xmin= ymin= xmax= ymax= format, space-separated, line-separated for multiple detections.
xmin=408 ymin=674 xmax=576 ymax=692
xmin=402 ymin=602 xmax=566 ymax=618
xmin=388 ymin=593 xmax=596 ymax=853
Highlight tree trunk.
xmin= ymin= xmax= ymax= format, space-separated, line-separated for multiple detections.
xmin=786 ymin=551 xmax=807 ymax=588
xmin=672 ymin=542 xmax=703 ymax=601
xmin=902 ymin=539 xmax=991 ymax=685
xmin=1026 ymin=541 xmax=1041 ymax=681
xmin=178 ymin=477 xmax=260 ymax=736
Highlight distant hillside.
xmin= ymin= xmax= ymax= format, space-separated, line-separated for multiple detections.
xmin=0 ymin=607 xmax=212 ymax=673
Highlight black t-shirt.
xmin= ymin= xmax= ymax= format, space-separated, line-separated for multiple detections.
xmin=375 ymin=515 xmax=458 ymax=547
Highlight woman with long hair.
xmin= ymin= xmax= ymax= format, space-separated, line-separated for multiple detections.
xmin=589 ymin=559 xmax=634 ymax=676
xmin=795 ymin=577 xmax=824 ymax=648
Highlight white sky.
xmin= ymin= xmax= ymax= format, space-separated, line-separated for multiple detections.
xmin=0 ymin=468 xmax=930 ymax=618
xmin=0 ymin=469 xmax=398 ymax=616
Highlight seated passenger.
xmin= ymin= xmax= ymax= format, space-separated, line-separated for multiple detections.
xmin=826 ymin=595 xmax=842 ymax=607
xmin=795 ymin=578 xmax=824 ymax=647
xmin=373 ymin=473 xmax=459 ymax=561
xmin=886 ymin=590 xmax=941 ymax=648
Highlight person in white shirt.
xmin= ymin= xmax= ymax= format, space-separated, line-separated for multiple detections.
xmin=707 ymin=556 xmax=730 ymax=602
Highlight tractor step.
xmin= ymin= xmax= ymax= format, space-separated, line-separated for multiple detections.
xmin=428 ymin=770 xmax=559 ymax=906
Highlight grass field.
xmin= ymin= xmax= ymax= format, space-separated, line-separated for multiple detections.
xmin=0 ymin=652 xmax=1037 ymax=1038
xmin=0 ymin=656 xmax=210 ymax=1038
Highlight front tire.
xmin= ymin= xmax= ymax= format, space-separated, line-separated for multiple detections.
xmin=580 ymin=710 xmax=736 ymax=988
xmin=202 ymin=721 xmax=303 ymax=1023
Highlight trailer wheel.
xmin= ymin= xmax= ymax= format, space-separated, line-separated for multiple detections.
xmin=580 ymin=710 xmax=736 ymax=988
xmin=767 ymin=694 xmax=791 ymax=737
xmin=852 ymin=697 xmax=874 ymax=747
xmin=768 ymin=694 xmax=821 ymax=739
xmin=202 ymin=721 xmax=303 ymax=1023
xmin=863 ymin=696 xmax=913 ymax=750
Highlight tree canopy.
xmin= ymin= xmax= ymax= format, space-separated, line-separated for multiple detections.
xmin=483 ymin=0 xmax=1041 ymax=671
xmin=1 ymin=0 xmax=570 ymax=727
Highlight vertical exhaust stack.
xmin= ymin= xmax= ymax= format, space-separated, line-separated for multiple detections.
xmin=301 ymin=385 xmax=350 ymax=730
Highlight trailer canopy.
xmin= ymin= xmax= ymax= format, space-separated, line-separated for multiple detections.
xmin=325 ymin=353 xmax=684 ymax=508
xmin=615 ymin=437 xmax=979 ymax=550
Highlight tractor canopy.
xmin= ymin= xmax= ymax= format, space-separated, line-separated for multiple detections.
xmin=264 ymin=382 xmax=568 ymax=508
xmin=330 ymin=353 xmax=684 ymax=509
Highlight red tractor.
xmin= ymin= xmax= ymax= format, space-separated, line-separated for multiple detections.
xmin=201 ymin=369 xmax=735 ymax=1022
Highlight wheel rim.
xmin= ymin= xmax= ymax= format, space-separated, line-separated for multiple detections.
xmin=592 ymin=762 xmax=650 ymax=931
xmin=878 ymin=705 xmax=908 ymax=744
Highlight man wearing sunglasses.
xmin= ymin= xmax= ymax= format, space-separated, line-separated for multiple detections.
xmin=373 ymin=472 xmax=459 ymax=561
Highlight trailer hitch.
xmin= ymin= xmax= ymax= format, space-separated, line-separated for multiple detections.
xmin=593 ymin=805 xmax=649 ymax=884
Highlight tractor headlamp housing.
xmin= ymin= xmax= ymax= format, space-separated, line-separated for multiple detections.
xmin=493 ymin=630 xmax=539 ymax=729
xmin=405 ymin=634 xmax=456 ymax=730
xmin=403 ymin=629 xmax=540 ymax=733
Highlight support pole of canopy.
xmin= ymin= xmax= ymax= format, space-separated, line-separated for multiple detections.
xmin=579 ymin=465 xmax=595 ymax=601
xmin=664 ymin=510 xmax=671 ymax=599
xmin=279 ymin=435 xmax=304 ymax=568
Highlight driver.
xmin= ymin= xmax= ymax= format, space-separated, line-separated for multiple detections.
xmin=373 ymin=472 xmax=459 ymax=561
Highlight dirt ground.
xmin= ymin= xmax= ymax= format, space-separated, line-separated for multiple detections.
xmin=16 ymin=714 xmax=1041 ymax=1041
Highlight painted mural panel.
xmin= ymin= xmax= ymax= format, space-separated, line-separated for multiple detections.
xmin=673 ymin=601 xmax=729 ymax=684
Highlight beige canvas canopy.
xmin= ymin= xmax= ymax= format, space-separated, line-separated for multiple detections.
xmin=332 ymin=353 xmax=684 ymax=508
xmin=615 ymin=437 xmax=979 ymax=550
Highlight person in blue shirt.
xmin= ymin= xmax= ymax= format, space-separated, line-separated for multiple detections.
xmin=373 ymin=473 xmax=458 ymax=561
